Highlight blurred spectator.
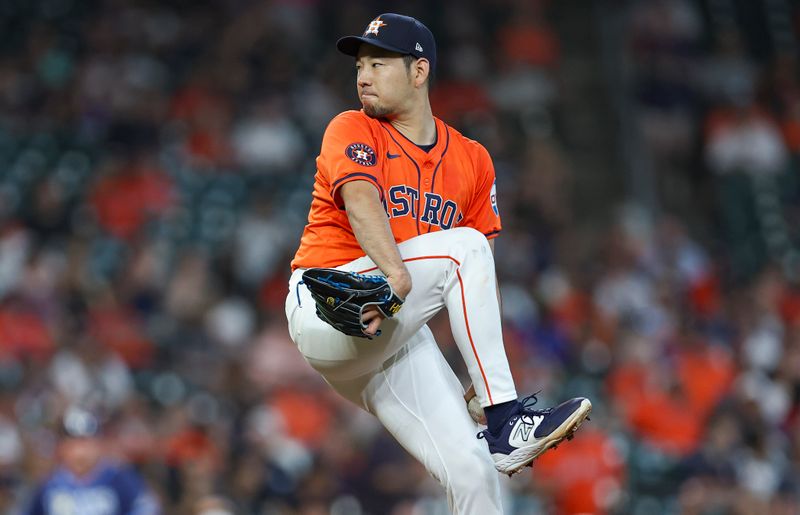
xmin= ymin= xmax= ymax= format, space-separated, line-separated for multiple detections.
xmin=192 ymin=495 xmax=235 ymax=515
xmin=89 ymin=154 xmax=175 ymax=241
xmin=49 ymin=337 xmax=133 ymax=411
xmin=231 ymin=96 xmax=305 ymax=172
xmin=23 ymin=406 xmax=160 ymax=515
xmin=700 ymin=30 xmax=758 ymax=106
xmin=630 ymin=0 xmax=702 ymax=162
xmin=705 ymin=102 xmax=788 ymax=177
xmin=678 ymin=412 xmax=740 ymax=514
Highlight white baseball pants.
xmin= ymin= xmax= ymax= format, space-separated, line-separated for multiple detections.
xmin=285 ymin=227 xmax=517 ymax=514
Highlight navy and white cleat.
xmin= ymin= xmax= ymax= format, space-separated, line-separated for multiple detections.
xmin=478 ymin=395 xmax=592 ymax=476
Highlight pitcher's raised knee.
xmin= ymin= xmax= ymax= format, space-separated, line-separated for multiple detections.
xmin=447 ymin=227 xmax=491 ymax=255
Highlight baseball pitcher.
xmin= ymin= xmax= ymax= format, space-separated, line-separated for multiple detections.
xmin=285 ymin=13 xmax=591 ymax=514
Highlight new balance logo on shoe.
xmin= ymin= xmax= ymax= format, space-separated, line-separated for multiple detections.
xmin=514 ymin=422 xmax=533 ymax=442
xmin=512 ymin=415 xmax=541 ymax=442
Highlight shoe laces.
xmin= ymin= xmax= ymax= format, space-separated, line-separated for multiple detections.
xmin=519 ymin=392 xmax=553 ymax=417
xmin=476 ymin=392 xmax=552 ymax=441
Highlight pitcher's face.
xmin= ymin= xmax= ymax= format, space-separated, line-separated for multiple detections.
xmin=355 ymin=45 xmax=414 ymax=118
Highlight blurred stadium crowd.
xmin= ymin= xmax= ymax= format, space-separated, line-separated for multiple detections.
xmin=0 ymin=0 xmax=799 ymax=514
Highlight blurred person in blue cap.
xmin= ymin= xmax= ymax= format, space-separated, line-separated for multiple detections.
xmin=23 ymin=406 xmax=160 ymax=515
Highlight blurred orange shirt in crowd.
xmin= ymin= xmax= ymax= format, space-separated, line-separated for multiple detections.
xmin=781 ymin=287 xmax=800 ymax=325
xmin=534 ymin=427 xmax=625 ymax=515
xmin=89 ymin=306 xmax=154 ymax=369
xmin=607 ymin=340 xmax=735 ymax=457
xmin=498 ymin=18 xmax=560 ymax=68
xmin=430 ymin=81 xmax=493 ymax=124
xmin=688 ymin=272 xmax=722 ymax=318
xmin=676 ymin=344 xmax=735 ymax=418
xmin=170 ymin=84 xmax=233 ymax=165
xmin=628 ymin=389 xmax=703 ymax=456
xmin=271 ymin=389 xmax=333 ymax=449
xmin=704 ymin=105 xmax=778 ymax=141
xmin=90 ymin=165 xmax=174 ymax=240
xmin=0 ymin=307 xmax=53 ymax=361
xmin=781 ymin=118 xmax=800 ymax=153
xmin=165 ymin=427 xmax=221 ymax=470
xmin=606 ymin=361 xmax=649 ymax=410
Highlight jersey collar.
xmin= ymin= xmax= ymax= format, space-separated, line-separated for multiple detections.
xmin=381 ymin=117 xmax=446 ymax=162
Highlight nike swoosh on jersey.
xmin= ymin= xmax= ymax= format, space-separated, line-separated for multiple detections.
xmin=386 ymin=152 xmax=401 ymax=159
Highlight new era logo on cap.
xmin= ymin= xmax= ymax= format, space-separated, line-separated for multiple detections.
xmin=415 ymin=42 xmax=423 ymax=52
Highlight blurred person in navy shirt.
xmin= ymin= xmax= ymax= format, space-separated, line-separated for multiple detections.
xmin=24 ymin=407 xmax=160 ymax=515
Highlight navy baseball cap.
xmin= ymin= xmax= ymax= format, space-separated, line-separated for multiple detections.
xmin=337 ymin=13 xmax=437 ymax=73
xmin=61 ymin=406 xmax=101 ymax=438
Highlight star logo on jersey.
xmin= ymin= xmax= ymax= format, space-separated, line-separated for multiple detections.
xmin=364 ymin=18 xmax=386 ymax=36
xmin=345 ymin=142 xmax=377 ymax=167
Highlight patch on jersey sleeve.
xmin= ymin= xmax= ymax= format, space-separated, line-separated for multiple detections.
xmin=345 ymin=143 xmax=377 ymax=167
xmin=490 ymin=180 xmax=499 ymax=215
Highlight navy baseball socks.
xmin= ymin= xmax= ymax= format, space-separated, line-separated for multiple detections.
xmin=479 ymin=394 xmax=592 ymax=476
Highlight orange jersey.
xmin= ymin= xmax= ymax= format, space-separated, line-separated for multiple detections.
xmin=291 ymin=110 xmax=501 ymax=270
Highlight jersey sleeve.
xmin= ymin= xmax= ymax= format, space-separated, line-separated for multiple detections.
xmin=319 ymin=111 xmax=384 ymax=209
xmin=460 ymin=144 xmax=501 ymax=239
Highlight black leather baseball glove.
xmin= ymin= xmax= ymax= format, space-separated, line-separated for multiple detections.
xmin=301 ymin=268 xmax=404 ymax=338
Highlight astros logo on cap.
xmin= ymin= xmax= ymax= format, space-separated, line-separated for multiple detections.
xmin=364 ymin=18 xmax=386 ymax=36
